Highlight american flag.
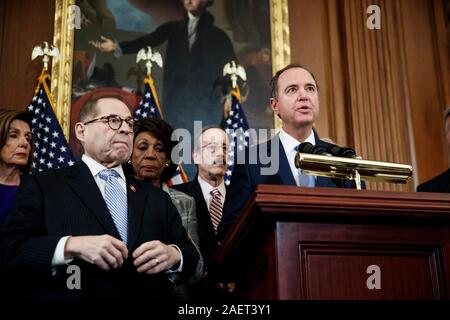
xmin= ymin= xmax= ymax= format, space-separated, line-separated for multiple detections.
xmin=224 ymin=87 xmax=251 ymax=186
xmin=166 ymin=164 xmax=188 ymax=187
xmin=27 ymin=71 xmax=75 ymax=173
xmin=133 ymin=75 xmax=163 ymax=120
xmin=134 ymin=75 xmax=187 ymax=185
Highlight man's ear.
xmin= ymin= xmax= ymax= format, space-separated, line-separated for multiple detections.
xmin=270 ymin=98 xmax=280 ymax=117
xmin=192 ymin=150 xmax=200 ymax=165
xmin=74 ymin=122 xmax=86 ymax=143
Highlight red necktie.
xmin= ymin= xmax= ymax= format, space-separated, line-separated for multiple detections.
xmin=209 ymin=188 xmax=223 ymax=233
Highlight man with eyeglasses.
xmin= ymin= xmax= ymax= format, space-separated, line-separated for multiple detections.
xmin=0 ymin=94 xmax=199 ymax=300
xmin=174 ymin=126 xmax=235 ymax=299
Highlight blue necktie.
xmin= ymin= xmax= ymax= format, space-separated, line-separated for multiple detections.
xmin=299 ymin=170 xmax=315 ymax=187
xmin=296 ymin=144 xmax=316 ymax=187
xmin=98 ymin=169 xmax=128 ymax=244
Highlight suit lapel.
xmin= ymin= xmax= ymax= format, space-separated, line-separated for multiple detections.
xmin=191 ymin=179 xmax=219 ymax=242
xmin=126 ymin=177 xmax=147 ymax=249
xmin=316 ymin=176 xmax=335 ymax=187
xmin=66 ymin=162 xmax=121 ymax=239
xmin=191 ymin=180 xmax=210 ymax=222
xmin=275 ymin=137 xmax=297 ymax=186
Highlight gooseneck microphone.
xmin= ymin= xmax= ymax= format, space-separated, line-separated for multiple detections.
xmin=297 ymin=142 xmax=330 ymax=156
xmin=298 ymin=142 xmax=357 ymax=158
xmin=324 ymin=144 xmax=357 ymax=158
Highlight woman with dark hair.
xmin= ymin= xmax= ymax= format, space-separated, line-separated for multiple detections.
xmin=0 ymin=109 xmax=32 ymax=227
xmin=128 ymin=117 xmax=203 ymax=299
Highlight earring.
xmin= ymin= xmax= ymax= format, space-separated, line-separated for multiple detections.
xmin=165 ymin=162 xmax=170 ymax=167
xmin=128 ymin=159 xmax=132 ymax=165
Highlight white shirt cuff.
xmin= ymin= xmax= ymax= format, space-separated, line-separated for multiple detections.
xmin=113 ymin=40 xmax=122 ymax=58
xmin=165 ymin=244 xmax=183 ymax=273
xmin=51 ymin=236 xmax=74 ymax=275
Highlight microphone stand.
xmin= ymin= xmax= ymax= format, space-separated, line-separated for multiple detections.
xmin=294 ymin=153 xmax=412 ymax=190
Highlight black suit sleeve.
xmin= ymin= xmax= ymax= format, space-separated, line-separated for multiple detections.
xmin=416 ymin=169 xmax=450 ymax=193
xmin=0 ymin=175 xmax=60 ymax=274
xmin=218 ymin=163 xmax=254 ymax=241
xmin=120 ymin=21 xmax=176 ymax=54
xmin=417 ymin=183 xmax=428 ymax=192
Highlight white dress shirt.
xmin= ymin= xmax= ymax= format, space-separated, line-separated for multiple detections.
xmin=278 ymin=128 xmax=316 ymax=186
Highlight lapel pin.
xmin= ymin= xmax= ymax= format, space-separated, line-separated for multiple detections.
xmin=130 ymin=185 xmax=136 ymax=192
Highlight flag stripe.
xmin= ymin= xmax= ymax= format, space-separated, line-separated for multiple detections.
xmin=134 ymin=74 xmax=187 ymax=186
xmin=223 ymin=87 xmax=251 ymax=186
xmin=28 ymin=70 xmax=74 ymax=173
xmin=147 ymin=76 xmax=163 ymax=118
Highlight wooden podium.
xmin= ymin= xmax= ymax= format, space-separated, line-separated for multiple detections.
xmin=215 ymin=185 xmax=450 ymax=300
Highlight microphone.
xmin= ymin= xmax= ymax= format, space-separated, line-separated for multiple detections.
xmin=297 ymin=142 xmax=330 ymax=156
xmin=325 ymin=144 xmax=357 ymax=158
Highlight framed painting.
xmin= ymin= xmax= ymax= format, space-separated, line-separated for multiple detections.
xmin=51 ymin=0 xmax=290 ymax=160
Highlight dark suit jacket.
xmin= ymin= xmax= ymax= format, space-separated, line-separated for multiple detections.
xmin=417 ymin=168 xmax=450 ymax=193
xmin=219 ymin=133 xmax=360 ymax=240
xmin=0 ymin=161 xmax=199 ymax=300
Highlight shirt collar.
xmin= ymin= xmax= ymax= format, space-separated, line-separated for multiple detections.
xmin=279 ymin=128 xmax=316 ymax=153
xmin=197 ymin=175 xmax=226 ymax=196
xmin=187 ymin=11 xmax=200 ymax=23
xmin=82 ymin=154 xmax=126 ymax=182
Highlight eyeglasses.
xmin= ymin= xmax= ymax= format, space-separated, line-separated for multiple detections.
xmin=202 ymin=143 xmax=228 ymax=153
xmin=84 ymin=114 xmax=135 ymax=131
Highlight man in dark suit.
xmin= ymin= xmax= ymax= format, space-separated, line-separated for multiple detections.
xmin=173 ymin=126 xmax=233 ymax=298
xmin=417 ymin=107 xmax=450 ymax=193
xmin=0 ymin=94 xmax=199 ymax=300
xmin=220 ymin=63 xmax=359 ymax=240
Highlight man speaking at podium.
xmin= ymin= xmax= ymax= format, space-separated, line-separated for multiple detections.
xmin=219 ymin=64 xmax=359 ymax=240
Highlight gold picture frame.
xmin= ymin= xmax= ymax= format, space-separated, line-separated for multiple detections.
xmin=51 ymin=0 xmax=290 ymax=139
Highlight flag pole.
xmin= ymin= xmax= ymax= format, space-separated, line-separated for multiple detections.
xmin=134 ymin=46 xmax=164 ymax=119
xmin=28 ymin=42 xmax=74 ymax=173
xmin=222 ymin=61 xmax=251 ymax=185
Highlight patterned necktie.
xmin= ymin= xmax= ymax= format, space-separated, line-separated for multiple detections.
xmin=187 ymin=18 xmax=198 ymax=50
xmin=98 ymin=169 xmax=128 ymax=244
xmin=209 ymin=188 xmax=223 ymax=233
xmin=296 ymin=144 xmax=316 ymax=187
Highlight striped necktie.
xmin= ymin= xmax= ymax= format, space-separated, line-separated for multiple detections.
xmin=187 ymin=18 xmax=198 ymax=50
xmin=98 ymin=169 xmax=128 ymax=244
xmin=209 ymin=188 xmax=223 ymax=233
